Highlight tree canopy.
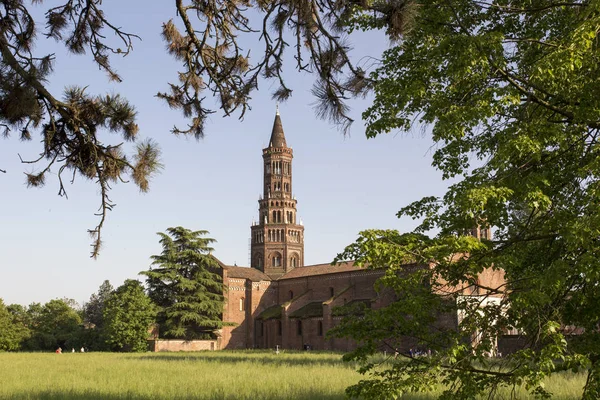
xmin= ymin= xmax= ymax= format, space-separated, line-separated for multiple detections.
xmin=103 ymin=280 xmax=156 ymax=352
xmin=83 ymin=280 xmax=113 ymax=330
xmin=0 ymin=299 xmax=30 ymax=351
xmin=21 ymin=298 xmax=83 ymax=351
xmin=141 ymin=227 xmax=226 ymax=340
xmin=326 ymin=1 xmax=600 ymax=399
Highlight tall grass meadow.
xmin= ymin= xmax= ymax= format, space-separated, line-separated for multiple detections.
xmin=0 ymin=351 xmax=585 ymax=399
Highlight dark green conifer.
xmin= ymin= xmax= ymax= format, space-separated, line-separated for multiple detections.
xmin=141 ymin=227 xmax=226 ymax=340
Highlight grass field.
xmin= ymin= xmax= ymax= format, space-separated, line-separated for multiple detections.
xmin=0 ymin=351 xmax=586 ymax=399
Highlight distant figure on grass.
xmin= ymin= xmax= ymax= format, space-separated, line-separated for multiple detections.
xmin=80 ymin=347 xmax=85 ymax=353
xmin=55 ymin=347 xmax=62 ymax=354
xmin=71 ymin=348 xmax=75 ymax=353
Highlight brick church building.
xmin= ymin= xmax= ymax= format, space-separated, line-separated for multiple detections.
xmin=216 ymin=109 xmax=504 ymax=351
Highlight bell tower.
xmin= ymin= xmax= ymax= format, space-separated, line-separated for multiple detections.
xmin=250 ymin=108 xmax=304 ymax=278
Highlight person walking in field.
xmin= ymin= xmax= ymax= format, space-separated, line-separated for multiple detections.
xmin=55 ymin=347 xmax=62 ymax=354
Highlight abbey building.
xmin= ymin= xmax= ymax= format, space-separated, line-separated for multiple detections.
xmin=217 ymin=110 xmax=504 ymax=351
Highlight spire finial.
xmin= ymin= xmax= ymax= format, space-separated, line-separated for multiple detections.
xmin=276 ymin=103 xmax=280 ymax=115
xmin=269 ymin=104 xmax=287 ymax=147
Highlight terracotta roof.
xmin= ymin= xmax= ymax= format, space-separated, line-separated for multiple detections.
xmin=269 ymin=112 xmax=287 ymax=148
xmin=332 ymin=299 xmax=371 ymax=317
xmin=278 ymin=261 xmax=365 ymax=280
xmin=288 ymin=302 xmax=323 ymax=319
xmin=224 ymin=265 xmax=271 ymax=281
xmin=256 ymin=305 xmax=282 ymax=320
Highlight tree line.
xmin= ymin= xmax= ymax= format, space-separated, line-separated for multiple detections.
xmin=0 ymin=227 xmax=224 ymax=352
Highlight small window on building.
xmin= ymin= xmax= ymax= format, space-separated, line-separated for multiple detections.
xmin=289 ymin=290 xmax=294 ymax=299
xmin=329 ymin=287 xmax=334 ymax=298
xmin=297 ymin=320 xmax=302 ymax=336
xmin=240 ymin=297 xmax=245 ymax=311
xmin=277 ymin=320 xmax=282 ymax=336
xmin=317 ymin=321 xmax=323 ymax=336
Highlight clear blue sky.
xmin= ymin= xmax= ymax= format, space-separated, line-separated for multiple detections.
xmin=0 ymin=1 xmax=447 ymax=306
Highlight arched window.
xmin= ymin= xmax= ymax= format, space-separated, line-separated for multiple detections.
xmin=297 ymin=320 xmax=303 ymax=336
xmin=240 ymin=297 xmax=245 ymax=311
xmin=289 ymin=290 xmax=294 ymax=299
xmin=257 ymin=255 xmax=262 ymax=268
xmin=329 ymin=287 xmax=334 ymax=298
xmin=317 ymin=321 xmax=323 ymax=336
xmin=277 ymin=211 xmax=281 ymax=223
xmin=277 ymin=320 xmax=282 ymax=336
xmin=272 ymin=253 xmax=282 ymax=267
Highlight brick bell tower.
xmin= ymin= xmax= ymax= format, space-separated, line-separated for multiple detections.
xmin=250 ymin=107 xmax=304 ymax=278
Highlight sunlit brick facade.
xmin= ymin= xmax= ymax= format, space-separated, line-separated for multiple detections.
xmin=216 ymin=110 xmax=505 ymax=351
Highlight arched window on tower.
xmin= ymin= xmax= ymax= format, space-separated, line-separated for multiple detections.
xmin=272 ymin=253 xmax=282 ymax=267
xmin=240 ymin=297 xmax=245 ymax=311
xmin=277 ymin=211 xmax=282 ymax=223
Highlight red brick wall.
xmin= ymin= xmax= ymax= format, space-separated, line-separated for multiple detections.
xmin=222 ymin=276 xmax=278 ymax=349
xmin=150 ymin=339 xmax=219 ymax=352
xmin=275 ymin=270 xmax=385 ymax=351
xmin=222 ymin=265 xmax=498 ymax=352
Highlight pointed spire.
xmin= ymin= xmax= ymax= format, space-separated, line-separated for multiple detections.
xmin=269 ymin=106 xmax=287 ymax=148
